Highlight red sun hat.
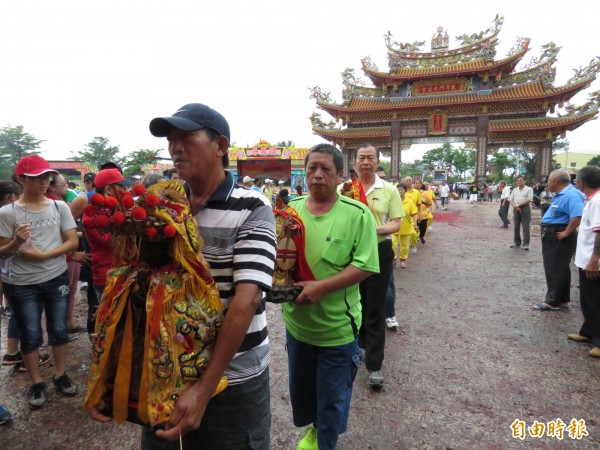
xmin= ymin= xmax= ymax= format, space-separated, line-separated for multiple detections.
xmin=15 ymin=155 xmax=58 ymax=177
xmin=94 ymin=168 xmax=136 ymax=188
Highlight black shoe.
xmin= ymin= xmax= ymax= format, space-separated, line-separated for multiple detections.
xmin=53 ymin=373 xmax=78 ymax=397
xmin=27 ymin=382 xmax=47 ymax=409
xmin=2 ymin=352 xmax=23 ymax=366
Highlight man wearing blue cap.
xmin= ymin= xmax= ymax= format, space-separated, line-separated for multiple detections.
xmin=90 ymin=104 xmax=276 ymax=449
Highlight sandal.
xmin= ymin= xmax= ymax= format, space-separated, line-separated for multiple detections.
xmin=533 ymin=303 xmax=560 ymax=311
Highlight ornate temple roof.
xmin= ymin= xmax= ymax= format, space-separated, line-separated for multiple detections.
xmin=362 ymin=44 xmax=528 ymax=85
xmin=309 ymin=15 xmax=600 ymax=147
xmin=384 ymin=15 xmax=505 ymax=70
xmin=314 ymin=78 xmax=594 ymax=122
xmin=312 ymin=106 xmax=598 ymax=147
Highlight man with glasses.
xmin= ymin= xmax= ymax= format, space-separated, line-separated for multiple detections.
xmin=0 ymin=155 xmax=79 ymax=410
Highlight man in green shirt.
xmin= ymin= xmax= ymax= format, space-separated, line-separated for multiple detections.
xmin=284 ymin=143 xmax=379 ymax=450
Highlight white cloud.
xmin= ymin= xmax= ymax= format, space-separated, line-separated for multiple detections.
xmin=1 ymin=0 xmax=598 ymax=164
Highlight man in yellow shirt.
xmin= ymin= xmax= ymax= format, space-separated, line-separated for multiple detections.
xmin=403 ymin=176 xmax=423 ymax=253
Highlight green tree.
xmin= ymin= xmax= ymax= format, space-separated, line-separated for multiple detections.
xmin=421 ymin=142 xmax=453 ymax=171
xmin=70 ymin=137 xmax=121 ymax=170
xmin=121 ymin=149 xmax=162 ymax=178
xmin=0 ymin=125 xmax=44 ymax=179
xmin=450 ymin=147 xmax=476 ymax=180
xmin=588 ymin=154 xmax=600 ymax=166
xmin=399 ymin=160 xmax=429 ymax=179
xmin=489 ymin=151 xmax=511 ymax=179
xmin=275 ymin=140 xmax=294 ymax=147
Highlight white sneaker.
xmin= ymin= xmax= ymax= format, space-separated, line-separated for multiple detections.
xmin=386 ymin=316 xmax=398 ymax=329
xmin=400 ymin=262 xmax=406 ymax=268
xmin=411 ymin=246 xmax=417 ymax=254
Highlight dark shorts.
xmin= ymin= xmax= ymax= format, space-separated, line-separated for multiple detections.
xmin=141 ymin=369 xmax=271 ymax=450
xmin=10 ymin=271 xmax=70 ymax=353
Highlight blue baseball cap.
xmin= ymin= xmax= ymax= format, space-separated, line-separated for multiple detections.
xmin=149 ymin=103 xmax=230 ymax=143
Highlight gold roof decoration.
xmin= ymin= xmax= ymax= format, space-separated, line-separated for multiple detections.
xmin=384 ymin=15 xmax=504 ymax=70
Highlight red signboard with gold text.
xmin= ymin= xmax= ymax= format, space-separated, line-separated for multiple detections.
xmin=428 ymin=110 xmax=447 ymax=135
xmin=412 ymin=77 xmax=468 ymax=97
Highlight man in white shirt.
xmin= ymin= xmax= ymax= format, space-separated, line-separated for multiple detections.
xmin=439 ymin=180 xmax=450 ymax=210
xmin=498 ymin=181 xmax=511 ymax=228
xmin=509 ymin=175 xmax=534 ymax=250
xmin=569 ymin=166 xmax=600 ymax=358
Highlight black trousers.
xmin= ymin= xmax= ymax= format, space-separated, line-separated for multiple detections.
xmin=579 ymin=269 xmax=600 ymax=347
xmin=498 ymin=201 xmax=510 ymax=226
xmin=358 ymin=240 xmax=394 ymax=372
xmin=541 ymin=224 xmax=577 ymax=306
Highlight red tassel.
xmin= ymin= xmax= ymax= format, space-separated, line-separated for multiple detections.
xmin=149 ymin=283 xmax=166 ymax=339
xmin=96 ymin=274 xmax=125 ymax=322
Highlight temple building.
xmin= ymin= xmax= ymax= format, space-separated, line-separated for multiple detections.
xmin=228 ymin=141 xmax=309 ymax=191
xmin=310 ymin=15 xmax=600 ymax=181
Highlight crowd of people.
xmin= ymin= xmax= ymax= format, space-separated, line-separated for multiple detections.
xmin=0 ymin=102 xmax=598 ymax=450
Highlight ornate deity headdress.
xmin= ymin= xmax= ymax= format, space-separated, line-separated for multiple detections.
xmin=84 ymin=180 xmax=226 ymax=426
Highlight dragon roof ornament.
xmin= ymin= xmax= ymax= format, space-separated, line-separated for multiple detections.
xmin=361 ymin=55 xmax=379 ymax=72
xmin=309 ymin=112 xmax=339 ymax=130
xmin=564 ymin=89 xmax=600 ymax=116
xmin=308 ymin=86 xmax=333 ymax=104
xmin=567 ymin=57 xmax=600 ymax=85
xmin=498 ymin=41 xmax=558 ymax=87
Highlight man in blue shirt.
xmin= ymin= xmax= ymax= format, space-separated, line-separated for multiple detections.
xmin=535 ymin=169 xmax=584 ymax=311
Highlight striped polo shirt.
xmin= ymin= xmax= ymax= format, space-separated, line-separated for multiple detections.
xmin=194 ymin=171 xmax=276 ymax=385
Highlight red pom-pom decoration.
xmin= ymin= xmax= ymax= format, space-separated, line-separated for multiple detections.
xmin=144 ymin=193 xmax=159 ymax=207
xmin=82 ymin=218 xmax=94 ymax=228
xmin=90 ymin=193 xmax=105 ymax=206
xmin=94 ymin=215 xmax=110 ymax=228
xmin=163 ymin=224 xmax=177 ymax=238
xmin=121 ymin=193 xmax=134 ymax=208
xmin=104 ymin=196 xmax=119 ymax=209
xmin=132 ymin=184 xmax=146 ymax=196
xmin=131 ymin=207 xmax=147 ymax=220
xmin=145 ymin=227 xmax=158 ymax=237
xmin=111 ymin=211 xmax=126 ymax=225
xmin=84 ymin=204 xmax=99 ymax=216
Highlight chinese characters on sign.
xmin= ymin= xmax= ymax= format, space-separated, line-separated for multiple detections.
xmin=245 ymin=147 xmax=283 ymax=157
xmin=511 ymin=419 xmax=589 ymax=440
xmin=416 ymin=82 xmax=462 ymax=94
xmin=412 ymin=77 xmax=468 ymax=97
xmin=428 ymin=110 xmax=447 ymax=136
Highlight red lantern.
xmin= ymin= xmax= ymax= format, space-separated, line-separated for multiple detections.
xmin=104 ymin=196 xmax=119 ymax=209
xmin=132 ymin=207 xmax=147 ymax=220
xmin=145 ymin=227 xmax=158 ymax=237
xmin=111 ymin=211 xmax=126 ymax=225
xmin=121 ymin=193 xmax=134 ymax=209
xmin=144 ymin=193 xmax=159 ymax=207
xmin=132 ymin=184 xmax=146 ymax=196
xmin=163 ymin=224 xmax=177 ymax=238
xmin=90 ymin=193 xmax=105 ymax=206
